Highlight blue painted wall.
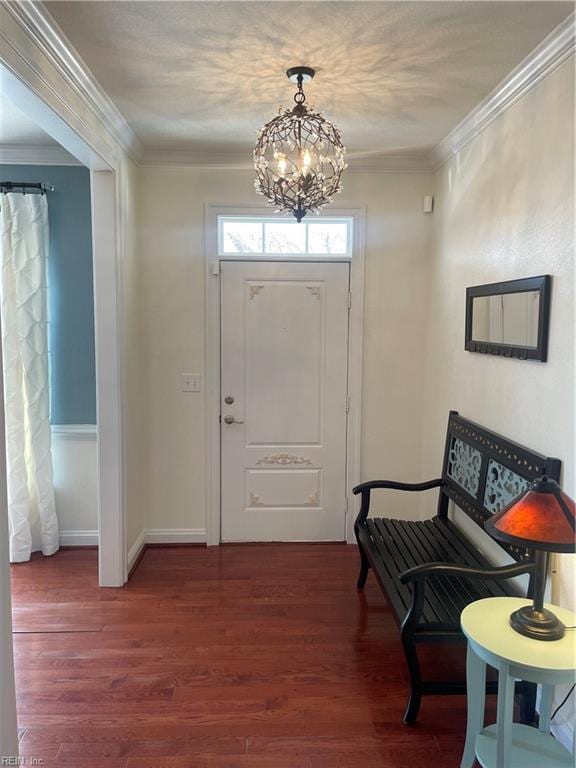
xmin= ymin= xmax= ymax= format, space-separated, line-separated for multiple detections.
xmin=0 ymin=165 xmax=96 ymax=424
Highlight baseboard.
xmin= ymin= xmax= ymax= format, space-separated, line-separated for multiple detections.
xmin=126 ymin=528 xmax=207 ymax=576
xmin=51 ymin=424 xmax=97 ymax=441
xmin=145 ymin=528 xmax=207 ymax=545
xmin=127 ymin=529 xmax=147 ymax=575
xmin=57 ymin=527 xmax=207 ymax=576
xmin=59 ymin=527 xmax=206 ymax=555
xmin=59 ymin=530 xmax=98 ymax=547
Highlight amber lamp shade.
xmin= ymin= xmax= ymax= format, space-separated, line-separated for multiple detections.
xmin=485 ymin=476 xmax=575 ymax=641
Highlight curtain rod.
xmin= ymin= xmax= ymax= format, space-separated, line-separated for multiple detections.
xmin=0 ymin=182 xmax=54 ymax=195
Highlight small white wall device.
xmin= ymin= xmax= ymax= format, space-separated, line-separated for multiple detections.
xmin=423 ymin=195 xmax=434 ymax=214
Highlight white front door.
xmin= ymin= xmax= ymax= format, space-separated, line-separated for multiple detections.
xmin=221 ymin=261 xmax=350 ymax=542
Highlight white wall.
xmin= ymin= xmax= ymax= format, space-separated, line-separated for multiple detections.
xmin=136 ymin=167 xmax=434 ymax=535
xmin=421 ymin=58 xmax=574 ymax=745
xmin=52 ymin=427 xmax=98 ymax=543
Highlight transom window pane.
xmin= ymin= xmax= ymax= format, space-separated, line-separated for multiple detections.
xmin=219 ymin=217 xmax=352 ymax=257
xmin=222 ymin=220 xmax=263 ymax=253
xmin=307 ymin=222 xmax=348 ymax=254
xmin=264 ymin=222 xmax=306 ymax=254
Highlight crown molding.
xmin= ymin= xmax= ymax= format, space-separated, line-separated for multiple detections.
xmin=430 ymin=12 xmax=575 ymax=170
xmin=141 ymin=150 xmax=254 ymax=170
xmin=0 ymin=144 xmax=81 ymax=165
xmin=2 ymin=0 xmax=143 ymax=164
xmin=347 ymin=152 xmax=433 ymax=174
xmin=140 ymin=149 xmax=434 ymax=174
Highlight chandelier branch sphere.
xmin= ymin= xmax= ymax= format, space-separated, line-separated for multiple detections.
xmin=254 ymin=67 xmax=347 ymax=222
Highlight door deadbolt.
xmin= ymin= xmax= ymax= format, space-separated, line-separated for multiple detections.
xmin=224 ymin=395 xmax=234 ymax=404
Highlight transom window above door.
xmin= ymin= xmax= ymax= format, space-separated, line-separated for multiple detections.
xmin=218 ymin=216 xmax=353 ymax=258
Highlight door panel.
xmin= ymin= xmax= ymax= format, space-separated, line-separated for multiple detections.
xmin=246 ymin=281 xmax=322 ymax=446
xmin=221 ymin=261 xmax=349 ymax=542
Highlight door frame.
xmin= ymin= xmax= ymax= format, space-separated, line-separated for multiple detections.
xmin=204 ymin=204 xmax=366 ymax=545
xmin=0 ymin=66 xmax=126 ymax=588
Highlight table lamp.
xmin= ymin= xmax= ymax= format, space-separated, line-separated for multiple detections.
xmin=485 ymin=475 xmax=575 ymax=641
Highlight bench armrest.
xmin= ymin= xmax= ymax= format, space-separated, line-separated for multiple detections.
xmin=399 ymin=560 xmax=536 ymax=640
xmin=353 ymin=479 xmax=443 ymax=532
xmin=353 ymin=478 xmax=443 ymax=495
xmin=399 ymin=560 xmax=536 ymax=585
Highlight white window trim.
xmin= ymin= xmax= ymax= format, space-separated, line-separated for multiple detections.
xmin=204 ymin=204 xmax=366 ymax=545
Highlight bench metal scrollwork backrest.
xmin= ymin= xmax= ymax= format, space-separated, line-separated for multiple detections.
xmin=440 ymin=411 xmax=561 ymax=561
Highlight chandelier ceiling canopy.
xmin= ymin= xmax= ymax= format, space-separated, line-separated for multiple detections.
xmin=254 ymin=67 xmax=346 ymax=222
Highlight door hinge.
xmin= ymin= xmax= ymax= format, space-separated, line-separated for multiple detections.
xmin=345 ymin=396 xmax=350 ymax=413
xmin=348 ymin=291 xmax=352 ymax=309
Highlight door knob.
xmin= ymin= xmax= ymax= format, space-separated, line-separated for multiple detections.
xmin=224 ymin=415 xmax=244 ymax=425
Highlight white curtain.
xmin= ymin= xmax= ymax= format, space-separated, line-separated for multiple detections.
xmin=0 ymin=192 xmax=58 ymax=563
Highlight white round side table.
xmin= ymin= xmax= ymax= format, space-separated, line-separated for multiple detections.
xmin=460 ymin=597 xmax=575 ymax=768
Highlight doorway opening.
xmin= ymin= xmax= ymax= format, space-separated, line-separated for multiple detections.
xmin=204 ymin=207 xmax=365 ymax=546
xmin=0 ymin=158 xmax=98 ymax=564
xmin=0 ymin=65 xmax=126 ymax=586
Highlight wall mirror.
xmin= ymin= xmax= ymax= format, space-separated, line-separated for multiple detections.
xmin=465 ymin=275 xmax=551 ymax=361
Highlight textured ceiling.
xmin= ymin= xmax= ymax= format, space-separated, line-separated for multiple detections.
xmin=46 ymin=1 xmax=573 ymax=157
xmin=0 ymin=99 xmax=57 ymax=146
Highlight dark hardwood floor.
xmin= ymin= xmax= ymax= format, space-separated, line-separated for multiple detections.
xmin=10 ymin=544 xmax=481 ymax=767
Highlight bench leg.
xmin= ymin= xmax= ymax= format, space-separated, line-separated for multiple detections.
xmin=356 ymin=542 xmax=370 ymax=589
xmin=401 ymin=632 xmax=422 ymax=725
xmin=519 ymin=680 xmax=537 ymax=726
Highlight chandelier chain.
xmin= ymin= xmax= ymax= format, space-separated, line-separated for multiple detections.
xmin=294 ymin=75 xmax=306 ymax=105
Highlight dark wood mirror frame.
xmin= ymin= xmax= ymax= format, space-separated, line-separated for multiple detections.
xmin=465 ymin=275 xmax=551 ymax=361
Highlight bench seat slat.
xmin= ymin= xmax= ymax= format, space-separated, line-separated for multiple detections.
xmin=363 ymin=515 xmax=522 ymax=633
xmin=365 ymin=520 xmax=440 ymax=625
xmin=374 ymin=519 xmax=447 ymax=625
xmin=433 ymin=518 xmax=517 ymax=598
xmin=400 ymin=520 xmax=476 ymax=610
xmin=430 ymin=518 xmax=487 ymax=568
xmin=415 ymin=520 xmax=496 ymax=605
xmin=431 ymin=520 xmax=512 ymax=599
xmin=362 ymin=521 xmax=411 ymax=619
xmin=394 ymin=520 xmax=475 ymax=621
xmin=378 ymin=519 xmax=457 ymax=627
xmin=365 ymin=520 xmax=443 ymax=626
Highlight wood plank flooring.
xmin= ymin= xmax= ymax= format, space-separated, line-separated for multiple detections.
xmin=11 ymin=544 xmax=481 ymax=767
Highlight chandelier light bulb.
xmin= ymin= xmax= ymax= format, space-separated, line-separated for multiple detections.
xmin=275 ymin=152 xmax=288 ymax=177
xmin=301 ymin=148 xmax=312 ymax=176
xmin=253 ymin=66 xmax=346 ymax=222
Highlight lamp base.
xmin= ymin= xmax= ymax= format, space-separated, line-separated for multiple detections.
xmin=510 ymin=605 xmax=566 ymax=641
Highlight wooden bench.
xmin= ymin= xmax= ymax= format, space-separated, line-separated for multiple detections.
xmin=353 ymin=411 xmax=561 ymax=724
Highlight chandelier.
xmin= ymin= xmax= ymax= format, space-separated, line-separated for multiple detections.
xmin=254 ymin=66 xmax=346 ymax=222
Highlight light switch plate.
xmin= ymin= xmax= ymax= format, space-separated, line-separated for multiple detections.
xmin=181 ymin=373 xmax=201 ymax=392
